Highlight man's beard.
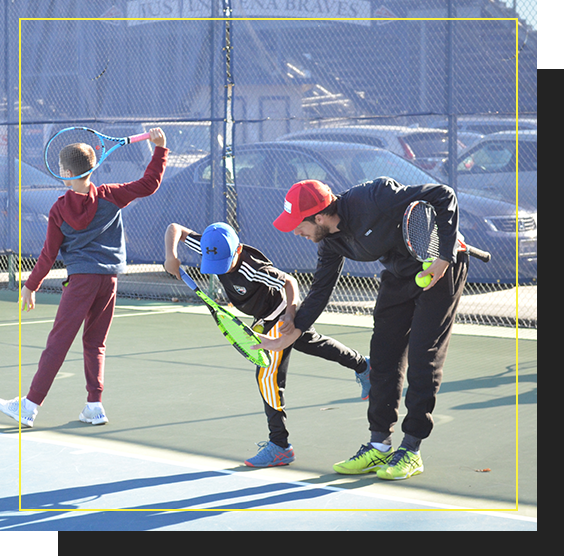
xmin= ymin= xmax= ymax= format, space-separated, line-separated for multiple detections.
xmin=311 ymin=223 xmax=332 ymax=243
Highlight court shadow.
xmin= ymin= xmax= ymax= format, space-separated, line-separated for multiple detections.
xmin=0 ymin=471 xmax=335 ymax=531
xmin=48 ymin=421 xmax=91 ymax=431
xmin=0 ymin=425 xmax=35 ymax=435
xmin=301 ymin=473 xmax=379 ymax=490
xmin=441 ymin=369 xmax=537 ymax=409
xmin=326 ymin=397 xmax=364 ymax=405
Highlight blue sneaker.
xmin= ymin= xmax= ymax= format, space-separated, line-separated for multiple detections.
xmin=355 ymin=357 xmax=371 ymax=400
xmin=244 ymin=441 xmax=295 ymax=467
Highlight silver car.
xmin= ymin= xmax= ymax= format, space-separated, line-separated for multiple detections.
xmin=433 ymin=129 xmax=537 ymax=211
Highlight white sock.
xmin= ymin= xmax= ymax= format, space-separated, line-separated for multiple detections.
xmin=87 ymin=402 xmax=103 ymax=409
xmin=23 ymin=397 xmax=39 ymax=411
xmin=371 ymin=442 xmax=391 ymax=452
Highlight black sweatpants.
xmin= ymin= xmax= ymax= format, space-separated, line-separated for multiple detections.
xmin=368 ymin=255 xmax=468 ymax=444
xmin=256 ymin=321 xmax=367 ymax=448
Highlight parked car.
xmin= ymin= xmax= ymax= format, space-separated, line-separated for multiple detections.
xmin=432 ymin=130 xmax=537 ymax=211
xmin=277 ymin=125 xmax=482 ymax=174
xmin=41 ymin=122 xmax=210 ymax=186
xmin=122 ymin=141 xmax=536 ymax=283
xmin=426 ymin=116 xmax=537 ymax=135
xmin=1 ymin=157 xmax=67 ymax=256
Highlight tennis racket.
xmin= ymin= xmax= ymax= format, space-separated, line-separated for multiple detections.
xmin=44 ymin=127 xmax=151 ymax=180
xmin=178 ymin=267 xmax=271 ymax=368
xmin=403 ymin=200 xmax=491 ymax=263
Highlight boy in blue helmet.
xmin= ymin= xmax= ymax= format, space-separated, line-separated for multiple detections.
xmin=164 ymin=221 xmax=371 ymax=467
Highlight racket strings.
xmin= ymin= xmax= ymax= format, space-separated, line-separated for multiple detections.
xmin=408 ymin=204 xmax=441 ymax=260
xmin=216 ymin=312 xmax=270 ymax=367
xmin=45 ymin=129 xmax=103 ymax=179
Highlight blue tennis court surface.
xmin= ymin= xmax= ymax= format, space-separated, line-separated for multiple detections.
xmin=1 ymin=432 xmax=536 ymax=531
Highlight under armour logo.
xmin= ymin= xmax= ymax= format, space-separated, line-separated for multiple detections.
xmin=206 ymin=247 xmax=218 ymax=254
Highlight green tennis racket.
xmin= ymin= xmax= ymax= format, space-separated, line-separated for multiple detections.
xmin=178 ymin=267 xmax=271 ymax=368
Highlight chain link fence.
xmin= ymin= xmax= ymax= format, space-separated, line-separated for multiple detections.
xmin=1 ymin=0 xmax=537 ymax=328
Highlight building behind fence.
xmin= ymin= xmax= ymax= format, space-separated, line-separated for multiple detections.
xmin=1 ymin=0 xmax=537 ymax=328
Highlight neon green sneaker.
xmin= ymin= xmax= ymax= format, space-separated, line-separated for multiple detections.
xmin=376 ymin=447 xmax=424 ymax=480
xmin=333 ymin=444 xmax=394 ymax=475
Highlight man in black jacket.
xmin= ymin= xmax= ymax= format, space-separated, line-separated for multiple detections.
xmin=259 ymin=178 xmax=468 ymax=480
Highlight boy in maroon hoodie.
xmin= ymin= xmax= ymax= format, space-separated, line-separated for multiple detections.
xmin=0 ymin=128 xmax=168 ymax=428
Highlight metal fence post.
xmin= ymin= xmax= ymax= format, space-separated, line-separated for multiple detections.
xmin=447 ymin=0 xmax=458 ymax=193
xmin=8 ymin=250 xmax=16 ymax=290
xmin=5 ymin=3 xmax=18 ymax=289
xmin=223 ymin=0 xmax=238 ymax=233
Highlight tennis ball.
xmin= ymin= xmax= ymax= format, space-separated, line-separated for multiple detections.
xmin=415 ymin=272 xmax=432 ymax=288
xmin=415 ymin=259 xmax=434 ymax=288
xmin=422 ymin=258 xmax=434 ymax=271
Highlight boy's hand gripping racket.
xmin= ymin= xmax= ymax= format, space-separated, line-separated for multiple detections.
xmin=44 ymin=127 xmax=152 ymax=180
xmin=403 ymin=200 xmax=491 ymax=263
xmin=178 ymin=267 xmax=271 ymax=368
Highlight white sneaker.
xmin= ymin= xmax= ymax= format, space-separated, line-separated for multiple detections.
xmin=79 ymin=402 xmax=109 ymax=425
xmin=0 ymin=396 xmax=38 ymax=428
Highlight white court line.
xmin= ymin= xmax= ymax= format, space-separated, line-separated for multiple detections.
xmin=3 ymin=302 xmax=536 ymax=340
xmin=0 ymin=308 xmax=181 ymax=327
xmin=108 ymin=303 xmax=539 ymax=340
xmin=111 ymin=303 xmax=540 ymax=340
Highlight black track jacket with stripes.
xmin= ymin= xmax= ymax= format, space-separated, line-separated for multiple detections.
xmin=183 ymin=231 xmax=286 ymax=320
xmin=293 ymin=178 xmax=459 ymax=333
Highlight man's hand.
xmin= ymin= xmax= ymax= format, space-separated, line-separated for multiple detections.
xmin=419 ymin=258 xmax=450 ymax=291
xmin=278 ymin=312 xmax=296 ymax=335
xmin=251 ymin=328 xmax=302 ymax=352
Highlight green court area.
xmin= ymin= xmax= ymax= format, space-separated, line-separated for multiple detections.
xmin=0 ymin=289 xmax=536 ymax=515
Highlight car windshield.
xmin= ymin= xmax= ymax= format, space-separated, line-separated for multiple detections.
xmin=0 ymin=156 xmax=63 ymax=187
xmin=457 ymin=139 xmax=537 ymax=174
xmin=324 ymin=147 xmax=438 ymax=185
xmin=403 ymin=133 xmax=448 ymax=157
xmin=156 ymin=123 xmax=210 ymax=153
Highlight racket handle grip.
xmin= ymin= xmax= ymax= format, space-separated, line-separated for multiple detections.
xmin=178 ymin=267 xmax=198 ymax=291
xmin=129 ymin=131 xmax=151 ymax=143
xmin=466 ymin=245 xmax=492 ymax=263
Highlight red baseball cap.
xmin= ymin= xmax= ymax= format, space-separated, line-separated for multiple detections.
xmin=273 ymin=180 xmax=334 ymax=232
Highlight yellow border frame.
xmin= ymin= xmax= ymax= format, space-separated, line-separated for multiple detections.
xmin=17 ymin=16 xmax=523 ymax=514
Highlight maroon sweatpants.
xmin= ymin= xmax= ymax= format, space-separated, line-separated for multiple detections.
xmin=27 ymin=274 xmax=118 ymax=405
